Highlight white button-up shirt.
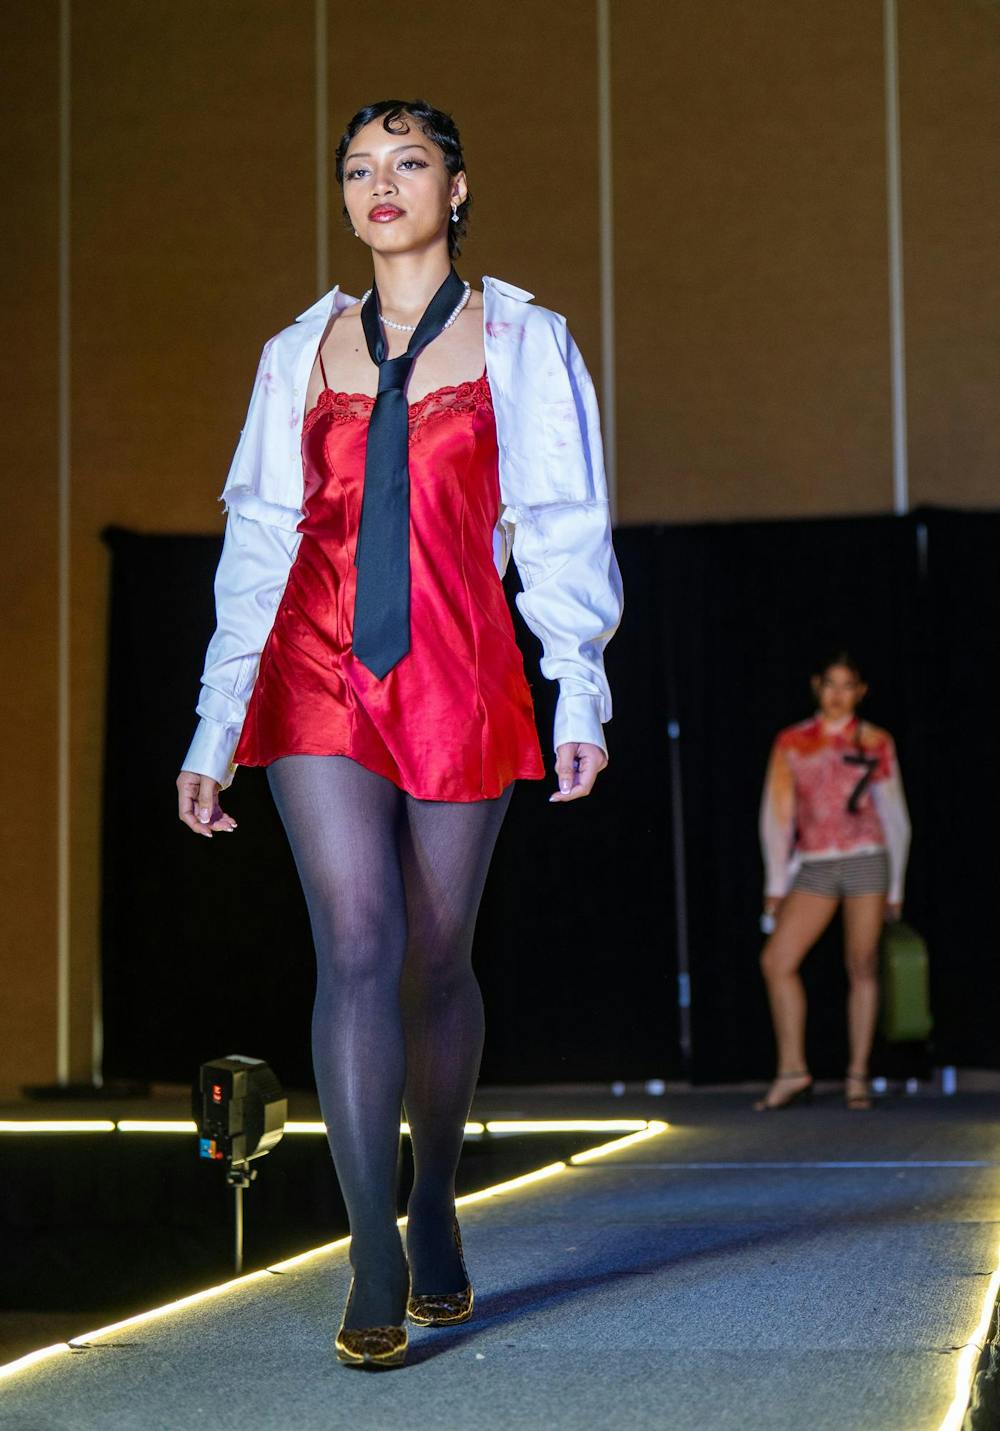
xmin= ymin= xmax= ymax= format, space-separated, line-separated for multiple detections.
xmin=183 ymin=274 xmax=624 ymax=788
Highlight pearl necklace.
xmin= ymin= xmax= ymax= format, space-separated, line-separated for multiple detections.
xmin=361 ymin=280 xmax=471 ymax=333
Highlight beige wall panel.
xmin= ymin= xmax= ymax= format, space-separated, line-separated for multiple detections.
xmin=322 ymin=0 xmax=602 ymax=383
xmin=900 ymin=0 xmax=1000 ymax=508
xmin=72 ymin=0 xmax=315 ymax=531
xmin=70 ymin=1 xmax=315 ymax=1079
xmin=0 ymin=4 xmax=60 ymax=1094
xmin=613 ymin=0 xmax=893 ymax=523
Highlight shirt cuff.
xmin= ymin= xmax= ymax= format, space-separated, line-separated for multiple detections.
xmin=182 ymin=717 xmax=241 ymax=791
xmin=553 ymin=691 xmax=608 ymax=759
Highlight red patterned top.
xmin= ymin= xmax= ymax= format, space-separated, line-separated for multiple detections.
xmin=759 ymin=713 xmax=911 ymax=901
xmin=232 ymin=370 xmax=545 ymax=800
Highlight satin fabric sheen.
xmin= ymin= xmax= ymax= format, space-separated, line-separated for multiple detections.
xmin=233 ymin=371 xmax=546 ymax=801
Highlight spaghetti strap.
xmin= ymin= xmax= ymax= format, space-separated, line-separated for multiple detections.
xmin=318 ymin=346 xmax=329 ymax=391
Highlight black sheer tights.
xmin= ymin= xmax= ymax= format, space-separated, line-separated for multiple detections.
xmin=267 ymin=754 xmax=513 ymax=1327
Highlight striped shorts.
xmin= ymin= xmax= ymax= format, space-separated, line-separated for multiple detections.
xmin=791 ymin=850 xmax=890 ymax=899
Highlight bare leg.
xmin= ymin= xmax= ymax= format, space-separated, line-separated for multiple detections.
xmin=756 ymin=890 xmax=839 ymax=1109
xmin=842 ymin=892 xmax=886 ymax=1108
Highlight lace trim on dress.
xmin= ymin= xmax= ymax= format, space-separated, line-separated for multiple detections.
xmin=303 ymin=370 xmax=492 ymax=438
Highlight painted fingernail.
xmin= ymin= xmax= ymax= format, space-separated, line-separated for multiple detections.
xmin=560 ymin=779 xmax=571 ymax=792
xmin=198 ymin=808 xmax=210 ymax=823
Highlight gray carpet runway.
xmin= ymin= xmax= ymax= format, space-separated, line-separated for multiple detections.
xmin=2 ymin=1091 xmax=998 ymax=1431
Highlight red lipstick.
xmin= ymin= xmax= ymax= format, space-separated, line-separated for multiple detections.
xmin=368 ymin=204 xmax=404 ymax=222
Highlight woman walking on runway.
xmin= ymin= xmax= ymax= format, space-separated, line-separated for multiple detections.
xmin=176 ymin=100 xmax=622 ymax=1368
xmin=755 ymin=653 xmax=910 ymax=1113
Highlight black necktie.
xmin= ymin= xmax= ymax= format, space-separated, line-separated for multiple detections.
xmin=352 ymin=266 xmax=465 ymax=679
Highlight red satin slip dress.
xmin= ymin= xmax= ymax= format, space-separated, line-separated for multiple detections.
xmin=232 ymin=353 xmax=545 ymax=801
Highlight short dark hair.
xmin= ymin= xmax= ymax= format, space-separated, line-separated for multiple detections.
xmin=335 ymin=99 xmax=471 ymax=258
xmin=815 ymin=650 xmax=865 ymax=683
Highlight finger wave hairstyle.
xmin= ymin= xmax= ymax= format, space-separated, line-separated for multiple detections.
xmin=335 ymin=99 xmax=472 ymax=258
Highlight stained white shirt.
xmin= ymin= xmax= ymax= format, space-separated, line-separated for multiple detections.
xmin=183 ymin=275 xmax=624 ymax=790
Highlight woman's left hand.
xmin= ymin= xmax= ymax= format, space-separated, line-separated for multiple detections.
xmin=549 ymin=742 xmax=608 ymax=802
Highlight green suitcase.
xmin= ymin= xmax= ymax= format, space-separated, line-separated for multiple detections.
xmin=879 ymin=919 xmax=933 ymax=1042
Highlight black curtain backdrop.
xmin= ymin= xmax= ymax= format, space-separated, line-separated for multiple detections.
xmin=100 ymin=508 xmax=996 ymax=1089
xmin=655 ymin=514 xmax=927 ymax=1081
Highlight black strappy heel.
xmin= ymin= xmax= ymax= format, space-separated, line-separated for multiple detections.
xmin=845 ymin=1071 xmax=874 ymax=1111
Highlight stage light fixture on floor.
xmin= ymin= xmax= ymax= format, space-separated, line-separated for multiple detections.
xmin=193 ymin=1056 xmax=287 ymax=1273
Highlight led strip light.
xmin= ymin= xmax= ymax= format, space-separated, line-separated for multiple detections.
xmin=935 ymin=1240 xmax=1000 ymax=1431
xmin=0 ymin=1118 xmax=652 ymax=1137
xmin=0 ymin=1119 xmax=669 ymax=1382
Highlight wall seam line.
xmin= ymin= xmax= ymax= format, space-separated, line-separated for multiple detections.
xmin=315 ymin=0 xmax=328 ymax=298
xmin=883 ymin=0 xmax=910 ymax=515
xmin=58 ymin=0 xmax=71 ymax=1085
xmin=596 ymin=0 xmax=617 ymax=523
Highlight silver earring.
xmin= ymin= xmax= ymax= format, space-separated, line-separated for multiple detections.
xmin=450 ymin=203 xmax=459 ymax=224
xmin=353 ymin=228 xmax=359 ymax=237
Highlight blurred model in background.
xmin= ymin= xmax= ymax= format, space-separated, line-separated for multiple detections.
xmin=755 ymin=652 xmax=911 ymax=1112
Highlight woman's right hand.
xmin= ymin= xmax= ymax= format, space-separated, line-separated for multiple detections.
xmin=760 ymin=895 xmax=783 ymax=934
xmin=176 ymin=771 xmax=237 ymax=838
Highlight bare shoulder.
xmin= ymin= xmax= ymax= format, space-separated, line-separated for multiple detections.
xmin=860 ymin=720 xmax=893 ymax=747
xmin=452 ymin=288 xmax=483 ymax=332
xmin=776 ymin=717 xmax=815 ymax=748
xmin=325 ymin=303 xmax=365 ymax=353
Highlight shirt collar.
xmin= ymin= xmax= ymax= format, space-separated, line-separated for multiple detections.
xmin=816 ymin=710 xmax=858 ymax=736
xmin=295 ymin=274 xmax=535 ymax=325
xmin=294 ymin=284 xmax=359 ymax=323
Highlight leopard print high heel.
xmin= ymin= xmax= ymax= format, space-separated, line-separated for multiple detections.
xmin=335 ymin=1277 xmax=409 ymax=1368
xmin=406 ymin=1217 xmax=474 ymax=1327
